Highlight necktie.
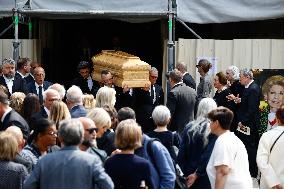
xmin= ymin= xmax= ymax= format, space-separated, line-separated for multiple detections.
xmin=38 ymin=86 xmax=43 ymax=105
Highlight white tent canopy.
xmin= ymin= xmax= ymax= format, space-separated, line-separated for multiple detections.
xmin=1 ymin=0 xmax=284 ymax=23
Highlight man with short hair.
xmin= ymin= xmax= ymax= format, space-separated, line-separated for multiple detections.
xmin=16 ymin=57 xmax=32 ymax=79
xmin=6 ymin=126 xmax=32 ymax=172
xmin=25 ymin=61 xmax=41 ymax=84
xmin=176 ymin=61 xmax=196 ymax=90
xmin=100 ymin=69 xmax=134 ymax=110
xmin=0 ymin=58 xmax=27 ymax=96
xmin=30 ymin=89 xmax=60 ymax=129
xmin=27 ymin=67 xmax=52 ymax=104
xmin=79 ymin=117 xmax=107 ymax=163
xmin=66 ymin=85 xmax=87 ymax=118
xmin=134 ymin=67 xmax=164 ymax=133
xmin=23 ymin=119 xmax=114 ymax=189
xmin=167 ymin=69 xmax=197 ymax=135
xmin=0 ymin=91 xmax=29 ymax=140
xmin=72 ymin=61 xmax=100 ymax=96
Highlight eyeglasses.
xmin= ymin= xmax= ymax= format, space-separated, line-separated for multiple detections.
xmin=47 ymin=131 xmax=58 ymax=136
xmin=85 ymin=128 xmax=98 ymax=134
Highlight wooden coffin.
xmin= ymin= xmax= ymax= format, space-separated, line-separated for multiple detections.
xmin=91 ymin=50 xmax=151 ymax=88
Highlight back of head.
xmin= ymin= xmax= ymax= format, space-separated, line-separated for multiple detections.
xmin=115 ymin=119 xmax=142 ymax=150
xmin=169 ymin=69 xmax=183 ymax=83
xmin=87 ymin=107 xmax=111 ymax=129
xmin=17 ymin=57 xmax=31 ymax=70
xmin=0 ymin=91 xmax=9 ymax=106
xmin=66 ymin=85 xmax=83 ymax=104
xmin=197 ymin=59 xmax=212 ymax=73
xmin=152 ymin=105 xmax=171 ymax=126
xmin=276 ymin=104 xmax=284 ymax=125
xmin=208 ymin=107 xmax=234 ymax=130
xmin=95 ymin=86 xmax=116 ymax=108
xmin=117 ymin=107 xmax=136 ymax=122
xmin=58 ymin=119 xmax=84 ymax=146
xmin=0 ymin=131 xmax=18 ymax=161
xmin=6 ymin=126 xmax=24 ymax=145
xmin=176 ymin=61 xmax=187 ymax=73
xmin=48 ymin=83 xmax=66 ymax=100
xmin=49 ymin=101 xmax=71 ymax=126
xmin=10 ymin=92 xmax=26 ymax=114
xmin=22 ymin=93 xmax=40 ymax=122
xmin=227 ymin=65 xmax=240 ymax=80
xmin=196 ymin=98 xmax=218 ymax=119
xmin=82 ymin=94 xmax=96 ymax=110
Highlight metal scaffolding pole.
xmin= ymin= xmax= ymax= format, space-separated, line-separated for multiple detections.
xmin=167 ymin=0 xmax=176 ymax=72
xmin=13 ymin=2 xmax=20 ymax=64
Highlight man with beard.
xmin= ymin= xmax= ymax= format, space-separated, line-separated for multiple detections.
xmin=79 ymin=117 xmax=107 ymax=163
xmin=0 ymin=58 xmax=27 ymax=97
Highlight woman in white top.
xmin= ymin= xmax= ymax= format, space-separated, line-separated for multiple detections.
xmin=206 ymin=107 xmax=252 ymax=189
xmin=257 ymin=104 xmax=284 ymax=189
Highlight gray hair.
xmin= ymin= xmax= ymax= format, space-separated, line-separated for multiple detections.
xmin=43 ymin=88 xmax=60 ymax=101
xmin=95 ymin=86 xmax=116 ymax=108
xmin=176 ymin=61 xmax=187 ymax=72
xmin=150 ymin=67 xmax=158 ymax=74
xmin=227 ymin=65 xmax=240 ymax=80
xmin=87 ymin=108 xmax=111 ymax=129
xmin=188 ymin=98 xmax=217 ymax=146
xmin=2 ymin=58 xmax=15 ymax=66
xmin=66 ymin=85 xmax=83 ymax=105
xmin=49 ymin=83 xmax=66 ymax=100
xmin=152 ymin=105 xmax=171 ymax=126
xmin=58 ymin=119 xmax=84 ymax=146
xmin=240 ymin=68 xmax=253 ymax=79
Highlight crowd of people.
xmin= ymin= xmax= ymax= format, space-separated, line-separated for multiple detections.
xmin=0 ymin=57 xmax=283 ymax=189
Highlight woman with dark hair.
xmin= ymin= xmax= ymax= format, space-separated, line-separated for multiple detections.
xmin=20 ymin=118 xmax=59 ymax=169
xmin=22 ymin=93 xmax=41 ymax=129
xmin=213 ymin=72 xmax=235 ymax=110
xmin=257 ymin=104 xmax=284 ymax=189
xmin=196 ymin=59 xmax=213 ymax=102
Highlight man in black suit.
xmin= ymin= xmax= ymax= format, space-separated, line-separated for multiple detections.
xmin=72 ymin=61 xmax=100 ymax=96
xmin=176 ymin=61 xmax=196 ymax=90
xmin=228 ymin=68 xmax=260 ymax=178
xmin=100 ymin=69 xmax=134 ymax=111
xmin=30 ymin=88 xmax=60 ymax=130
xmin=15 ymin=57 xmax=32 ymax=80
xmin=27 ymin=67 xmax=52 ymax=105
xmin=167 ymin=69 xmax=197 ymax=135
xmin=0 ymin=58 xmax=27 ymax=97
xmin=25 ymin=61 xmax=41 ymax=84
xmin=134 ymin=67 xmax=164 ymax=133
xmin=0 ymin=91 xmax=29 ymax=140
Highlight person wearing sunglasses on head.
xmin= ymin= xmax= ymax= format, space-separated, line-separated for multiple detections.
xmin=79 ymin=117 xmax=107 ymax=164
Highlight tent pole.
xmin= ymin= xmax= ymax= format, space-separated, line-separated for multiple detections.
xmin=167 ymin=0 xmax=175 ymax=72
xmin=13 ymin=7 xmax=20 ymax=64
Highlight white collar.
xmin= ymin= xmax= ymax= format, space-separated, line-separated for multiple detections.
xmin=245 ymin=80 xmax=254 ymax=88
xmin=35 ymin=82 xmax=43 ymax=88
xmin=16 ymin=71 xmax=27 ymax=78
xmin=182 ymin=72 xmax=188 ymax=77
xmin=44 ymin=106 xmax=50 ymax=116
xmin=1 ymin=107 xmax=12 ymax=122
xmin=173 ymin=82 xmax=183 ymax=88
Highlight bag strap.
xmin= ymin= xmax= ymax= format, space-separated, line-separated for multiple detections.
xmin=146 ymin=138 xmax=160 ymax=174
xmin=270 ymin=130 xmax=284 ymax=153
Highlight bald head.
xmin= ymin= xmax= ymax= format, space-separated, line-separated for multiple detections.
xmin=34 ymin=67 xmax=46 ymax=85
xmin=78 ymin=117 xmax=97 ymax=149
xmin=79 ymin=117 xmax=96 ymax=130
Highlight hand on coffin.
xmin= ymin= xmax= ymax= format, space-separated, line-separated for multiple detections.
xmin=122 ymin=84 xmax=131 ymax=93
xmin=141 ymin=83 xmax=150 ymax=91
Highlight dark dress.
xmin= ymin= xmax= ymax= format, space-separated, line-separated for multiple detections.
xmin=0 ymin=161 xmax=28 ymax=189
xmin=177 ymin=121 xmax=217 ymax=189
xmin=147 ymin=130 xmax=180 ymax=163
xmin=96 ymin=129 xmax=116 ymax=156
xmin=213 ymin=88 xmax=235 ymax=111
xmin=104 ymin=154 xmax=155 ymax=189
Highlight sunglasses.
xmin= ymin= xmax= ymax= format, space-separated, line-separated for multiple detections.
xmin=85 ymin=128 xmax=98 ymax=134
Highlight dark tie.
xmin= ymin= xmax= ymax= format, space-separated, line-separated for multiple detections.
xmin=38 ymin=86 xmax=43 ymax=105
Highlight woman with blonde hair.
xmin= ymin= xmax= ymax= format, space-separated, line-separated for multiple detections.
xmin=104 ymin=119 xmax=154 ymax=189
xmin=10 ymin=92 xmax=26 ymax=115
xmin=82 ymin=94 xmax=96 ymax=112
xmin=0 ymin=131 xmax=28 ymax=189
xmin=95 ymin=86 xmax=116 ymax=108
xmin=49 ymin=100 xmax=71 ymax=128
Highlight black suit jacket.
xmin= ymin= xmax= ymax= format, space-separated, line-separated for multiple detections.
xmin=183 ymin=73 xmax=196 ymax=90
xmin=115 ymin=86 xmax=136 ymax=111
xmin=0 ymin=109 xmax=30 ymax=140
xmin=30 ymin=106 xmax=48 ymax=130
xmin=72 ymin=76 xmax=100 ymax=96
xmin=25 ymin=74 xmax=34 ymax=84
xmin=27 ymin=81 xmax=52 ymax=95
xmin=236 ymin=81 xmax=261 ymax=128
xmin=167 ymin=83 xmax=197 ymax=134
xmin=134 ymin=84 xmax=164 ymax=132
xmin=0 ymin=75 xmax=28 ymax=97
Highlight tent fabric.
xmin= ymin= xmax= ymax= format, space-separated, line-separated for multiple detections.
xmin=0 ymin=0 xmax=284 ymax=23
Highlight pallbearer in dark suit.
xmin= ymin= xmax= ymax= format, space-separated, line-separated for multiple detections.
xmin=15 ymin=57 xmax=32 ymax=80
xmin=0 ymin=91 xmax=29 ymax=140
xmin=227 ymin=68 xmax=260 ymax=178
xmin=176 ymin=61 xmax=196 ymax=90
xmin=27 ymin=67 xmax=52 ymax=105
xmin=134 ymin=67 xmax=164 ymax=133
xmin=72 ymin=61 xmax=100 ymax=96
xmin=0 ymin=58 xmax=27 ymax=97
xmin=167 ymin=69 xmax=197 ymax=135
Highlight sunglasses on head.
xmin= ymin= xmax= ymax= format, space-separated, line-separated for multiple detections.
xmin=85 ymin=128 xmax=98 ymax=134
